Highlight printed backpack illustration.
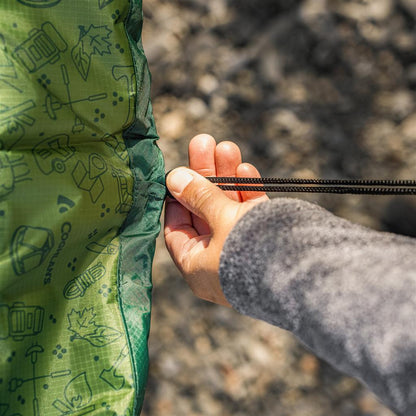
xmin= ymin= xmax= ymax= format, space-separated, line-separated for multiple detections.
xmin=0 ymin=0 xmax=165 ymax=415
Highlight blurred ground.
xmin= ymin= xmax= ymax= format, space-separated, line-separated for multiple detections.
xmin=141 ymin=1 xmax=416 ymax=415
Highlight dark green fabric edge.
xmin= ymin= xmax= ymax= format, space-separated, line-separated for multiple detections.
xmin=118 ymin=0 xmax=166 ymax=413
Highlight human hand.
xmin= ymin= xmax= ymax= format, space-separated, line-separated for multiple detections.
xmin=164 ymin=134 xmax=269 ymax=306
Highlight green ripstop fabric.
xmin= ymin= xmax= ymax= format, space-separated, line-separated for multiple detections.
xmin=0 ymin=1 xmax=165 ymax=415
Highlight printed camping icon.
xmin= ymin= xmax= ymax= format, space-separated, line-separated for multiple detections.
xmin=11 ymin=225 xmax=54 ymax=275
xmin=53 ymin=372 xmax=95 ymax=415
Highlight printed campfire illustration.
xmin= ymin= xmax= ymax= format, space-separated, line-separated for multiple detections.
xmin=53 ymin=372 xmax=95 ymax=415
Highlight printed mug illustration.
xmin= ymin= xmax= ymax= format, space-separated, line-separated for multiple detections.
xmin=17 ymin=0 xmax=63 ymax=7
xmin=43 ymin=65 xmax=107 ymax=129
xmin=71 ymin=25 xmax=112 ymax=81
xmin=112 ymin=168 xmax=133 ymax=214
xmin=0 ymin=303 xmax=44 ymax=341
xmin=13 ymin=22 xmax=67 ymax=73
xmin=0 ymin=100 xmax=36 ymax=150
xmin=72 ymin=154 xmax=107 ymax=203
xmin=53 ymin=372 xmax=95 ymax=416
xmin=67 ymin=307 xmax=122 ymax=347
xmin=0 ymin=34 xmax=22 ymax=93
xmin=10 ymin=225 xmax=54 ymax=275
xmin=32 ymin=134 xmax=75 ymax=175
xmin=0 ymin=153 xmax=31 ymax=199
xmin=63 ymin=263 xmax=106 ymax=299
xmin=99 ymin=344 xmax=128 ymax=391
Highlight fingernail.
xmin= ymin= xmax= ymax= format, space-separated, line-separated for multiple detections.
xmin=168 ymin=168 xmax=194 ymax=195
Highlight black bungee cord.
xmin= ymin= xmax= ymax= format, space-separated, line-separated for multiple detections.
xmin=206 ymin=177 xmax=416 ymax=195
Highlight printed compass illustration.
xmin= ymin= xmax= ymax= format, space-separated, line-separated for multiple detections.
xmin=43 ymin=64 xmax=107 ymax=133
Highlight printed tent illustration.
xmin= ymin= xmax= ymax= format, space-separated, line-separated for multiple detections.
xmin=0 ymin=0 xmax=165 ymax=415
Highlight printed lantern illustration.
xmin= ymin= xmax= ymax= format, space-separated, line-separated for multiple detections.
xmin=11 ymin=225 xmax=54 ymax=275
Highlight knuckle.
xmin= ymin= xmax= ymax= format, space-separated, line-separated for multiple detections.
xmin=193 ymin=185 xmax=214 ymax=213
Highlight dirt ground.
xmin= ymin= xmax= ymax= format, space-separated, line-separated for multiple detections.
xmin=141 ymin=1 xmax=416 ymax=415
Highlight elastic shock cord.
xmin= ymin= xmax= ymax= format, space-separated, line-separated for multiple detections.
xmin=206 ymin=177 xmax=416 ymax=195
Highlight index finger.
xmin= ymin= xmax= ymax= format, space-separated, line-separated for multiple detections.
xmin=188 ymin=134 xmax=217 ymax=235
xmin=188 ymin=134 xmax=217 ymax=176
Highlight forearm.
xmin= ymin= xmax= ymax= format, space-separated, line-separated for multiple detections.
xmin=219 ymin=198 xmax=416 ymax=415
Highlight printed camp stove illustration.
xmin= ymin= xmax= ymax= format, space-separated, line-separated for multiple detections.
xmin=53 ymin=373 xmax=95 ymax=416
xmin=13 ymin=21 xmax=67 ymax=73
xmin=44 ymin=64 xmax=107 ymax=134
xmin=0 ymin=302 xmax=44 ymax=341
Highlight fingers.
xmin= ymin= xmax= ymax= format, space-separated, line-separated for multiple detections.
xmin=165 ymin=197 xmax=199 ymax=267
xmin=215 ymin=141 xmax=243 ymax=201
xmin=188 ymin=134 xmax=216 ymax=235
xmin=237 ymin=163 xmax=269 ymax=202
xmin=188 ymin=134 xmax=217 ymax=176
xmin=166 ymin=167 xmax=237 ymax=232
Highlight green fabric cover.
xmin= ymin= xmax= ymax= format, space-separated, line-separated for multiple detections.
xmin=0 ymin=1 xmax=165 ymax=415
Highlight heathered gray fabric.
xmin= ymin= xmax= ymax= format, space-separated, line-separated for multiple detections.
xmin=219 ymin=198 xmax=416 ymax=416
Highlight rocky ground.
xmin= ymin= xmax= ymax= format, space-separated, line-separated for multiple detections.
xmin=140 ymin=1 xmax=416 ymax=415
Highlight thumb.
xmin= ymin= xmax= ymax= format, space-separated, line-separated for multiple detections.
xmin=166 ymin=167 xmax=237 ymax=230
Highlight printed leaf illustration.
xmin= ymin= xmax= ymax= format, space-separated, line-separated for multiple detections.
xmin=68 ymin=308 xmax=122 ymax=347
xmin=71 ymin=25 xmax=111 ymax=80
xmin=68 ymin=308 xmax=96 ymax=334
xmin=84 ymin=325 xmax=122 ymax=347
xmin=71 ymin=42 xmax=90 ymax=81
xmin=81 ymin=25 xmax=112 ymax=57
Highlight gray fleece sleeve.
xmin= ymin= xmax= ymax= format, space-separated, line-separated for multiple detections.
xmin=219 ymin=198 xmax=416 ymax=416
